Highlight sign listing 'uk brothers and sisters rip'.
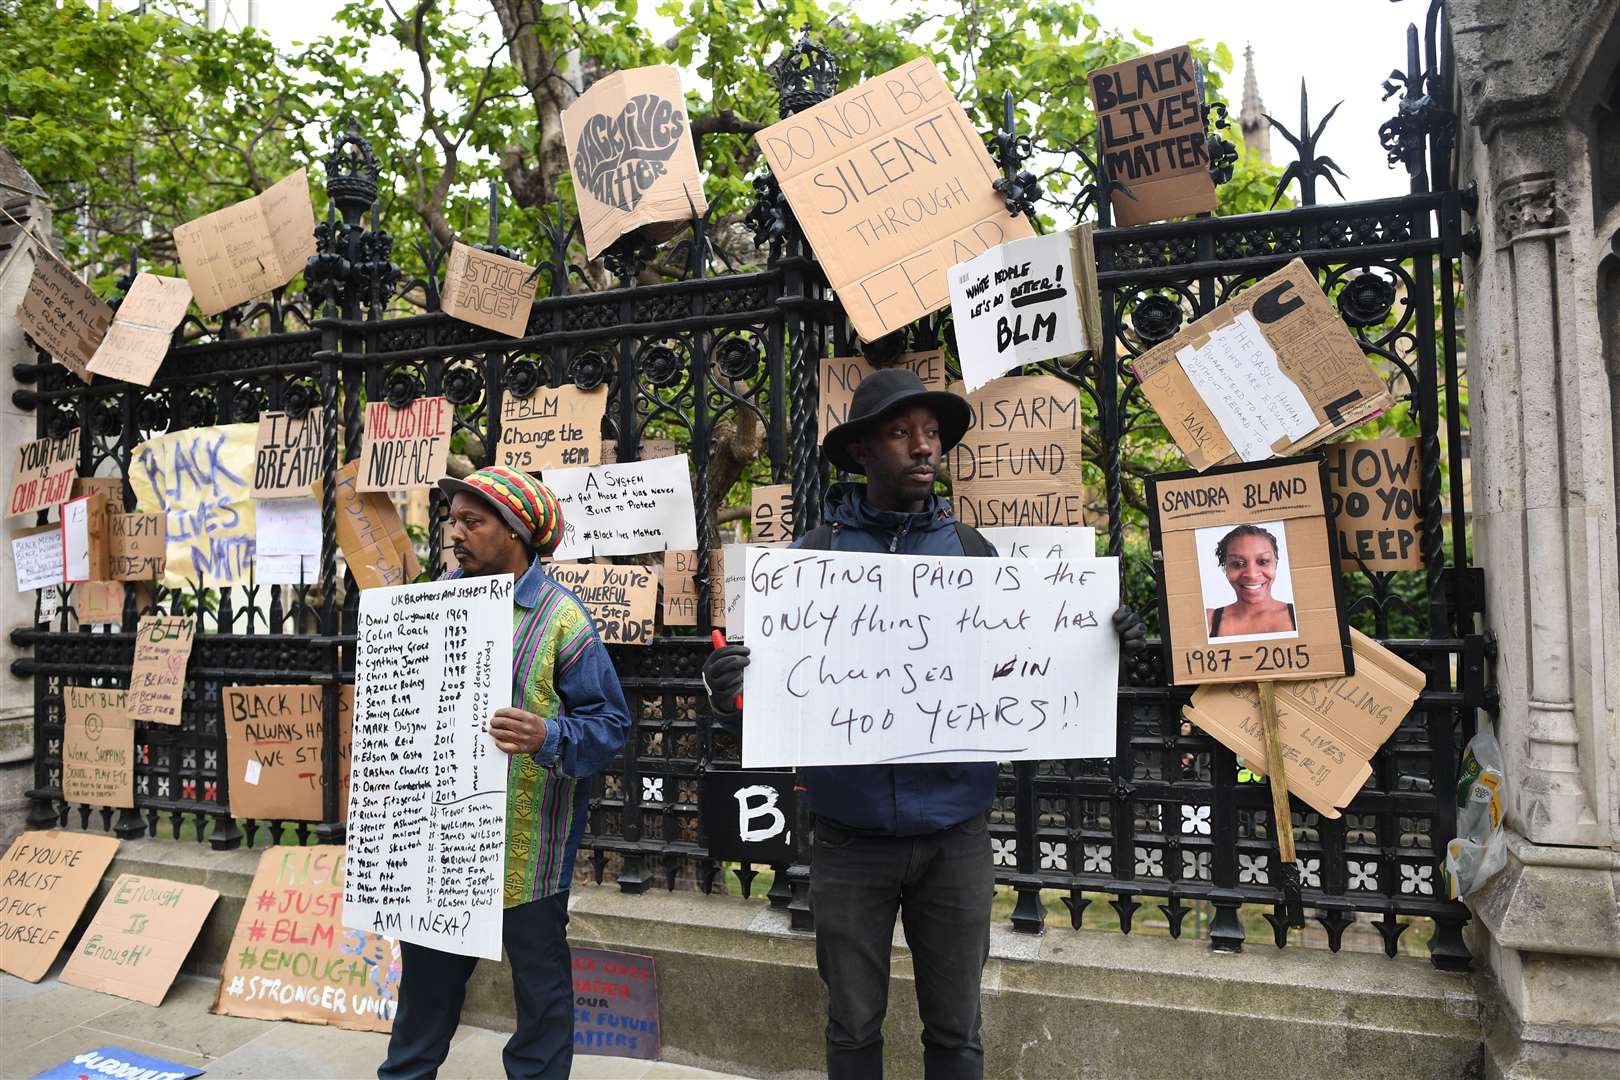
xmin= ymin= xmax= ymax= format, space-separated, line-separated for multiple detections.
xmin=543 ymin=454 xmax=699 ymax=561
xmin=222 ymin=684 xmax=354 ymax=822
xmin=0 ymin=830 xmax=121 ymax=982
xmin=547 ymin=563 xmax=658 ymax=646
xmin=562 ymin=64 xmax=709 ymax=261
xmin=9 ymin=429 xmax=78 ymax=518
xmin=15 ymin=243 xmax=111 ymax=382
xmin=127 ymin=614 xmax=196 ymax=727
xmin=441 ymin=242 xmax=540 ymax=338
xmin=499 ymin=386 xmax=608 ymax=474
xmin=1324 ymin=436 xmax=1424 ymax=571
xmin=1087 ymin=44 xmax=1218 ymax=226
xmin=819 ymin=352 xmax=948 ymax=434
xmin=1133 ymin=259 xmax=1394 ymax=470
xmin=948 ymin=376 xmax=1087 ymax=529
xmin=253 ymin=410 xmax=325 ymax=499
xmin=314 ymin=460 xmax=422 ymax=591
xmin=947 ymin=227 xmax=1103 ymax=393
xmin=345 ymin=575 xmax=513 ymax=960
xmin=359 ymin=397 xmax=452 ymax=492
xmin=173 ymin=168 xmax=318 ymax=316
xmin=756 ymin=58 xmax=1035 ymax=342
xmin=86 ymin=273 xmax=194 ymax=387
xmin=12 ymin=524 xmax=63 ymax=592
xmin=60 ymin=874 xmax=219 ymax=1006
xmin=1147 ymin=456 xmax=1352 ymax=687
xmin=741 ymin=548 xmax=1120 ymax=767
xmin=215 ymin=845 xmax=400 ymax=1031
xmin=63 ymin=686 xmax=134 ymax=809
xmin=131 ymin=423 xmax=257 ymax=588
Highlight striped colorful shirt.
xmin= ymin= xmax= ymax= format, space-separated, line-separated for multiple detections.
xmin=448 ymin=560 xmax=631 ymax=906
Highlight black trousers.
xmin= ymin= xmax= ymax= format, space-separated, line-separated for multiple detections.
xmin=810 ymin=815 xmax=995 ymax=1080
xmin=379 ymin=892 xmax=573 ymax=1080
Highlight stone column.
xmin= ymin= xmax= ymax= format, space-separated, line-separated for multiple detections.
xmin=1449 ymin=2 xmax=1620 ymax=1076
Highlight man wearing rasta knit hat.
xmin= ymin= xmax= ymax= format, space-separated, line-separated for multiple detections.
xmin=379 ymin=465 xmax=629 ymax=1080
xmin=701 ymin=370 xmax=1146 ymax=1079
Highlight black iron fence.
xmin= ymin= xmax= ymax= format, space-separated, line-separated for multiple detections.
xmin=12 ymin=3 xmax=1486 ymax=970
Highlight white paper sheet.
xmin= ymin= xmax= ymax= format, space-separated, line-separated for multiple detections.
xmin=741 ymin=549 xmax=1120 ymax=767
xmin=543 ymin=453 xmax=698 ymax=560
xmin=979 ymin=526 xmax=1098 ymax=561
xmin=62 ymin=498 xmax=92 ymax=582
xmin=343 ymin=574 xmax=514 ymax=960
xmin=949 ymin=231 xmax=1089 ymax=393
xmin=1174 ymin=311 xmax=1317 ymax=462
xmin=14 ymin=528 xmax=64 ymax=591
xmin=254 ymin=496 xmax=322 ymax=585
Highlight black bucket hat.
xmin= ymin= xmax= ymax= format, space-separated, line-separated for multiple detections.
xmin=822 ymin=368 xmax=974 ymax=475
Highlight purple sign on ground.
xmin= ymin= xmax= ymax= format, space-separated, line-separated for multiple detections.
xmin=571 ymin=946 xmax=660 ymax=1060
xmin=29 ymin=1046 xmax=203 ymax=1080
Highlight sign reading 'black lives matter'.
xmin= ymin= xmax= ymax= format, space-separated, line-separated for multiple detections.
xmin=1087 ymin=45 xmax=1217 ymax=226
xmin=563 ymin=65 xmax=709 ymax=261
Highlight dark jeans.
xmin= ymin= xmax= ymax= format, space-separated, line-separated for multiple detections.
xmin=811 ymin=814 xmax=994 ymax=1080
xmin=379 ymin=892 xmax=573 ymax=1080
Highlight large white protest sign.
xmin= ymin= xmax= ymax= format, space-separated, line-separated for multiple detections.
xmin=344 ymin=574 xmax=514 ymax=960
xmin=947 ymin=228 xmax=1100 ymax=393
xmin=1174 ymin=310 xmax=1317 ymax=462
xmin=543 ymin=453 xmax=698 ymax=560
xmin=980 ymin=526 xmax=1097 ymax=561
xmin=741 ymin=549 xmax=1119 ymax=767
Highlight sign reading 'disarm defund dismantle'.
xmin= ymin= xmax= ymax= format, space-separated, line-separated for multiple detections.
xmin=741 ymin=548 xmax=1119 ymax=767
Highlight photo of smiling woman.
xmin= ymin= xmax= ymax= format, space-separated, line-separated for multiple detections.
xmin=1197 ymin=522 xmax=1299 ymax=643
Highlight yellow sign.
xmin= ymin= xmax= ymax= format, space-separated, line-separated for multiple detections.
xmin=130 ymin=423 xmax=257 ymax=588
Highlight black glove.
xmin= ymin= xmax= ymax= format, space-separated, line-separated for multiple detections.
xmin=702 ymin=643 xmax=751 ymax=715
xmin=1112 ymin=605 xmax=1148 ymax=655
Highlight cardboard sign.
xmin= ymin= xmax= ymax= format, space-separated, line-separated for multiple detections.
xmin=359 ymin=397 xmax=452 ymax=492
xmin=699 ymin=769 xmax=796 ymax=864
xmin=85 ymin=273 xmax=194 ymax=387
xmin=499 ymin=386 xmax=608 ymax=473
xmin=215 ymin=846 xmax=399 ymax=1030
xmin=756 ymin=57 xmax=1035 ymax=341
xmin=12 ymin=524 xmax=63 ymax=591
xmin=61 ymin=491 xmax=110 ymax=584
xmin=109 ymin=512 xmax=166 ymax=581
xmin=252 ymin=410 xmax=325 ymax=499
xmin=819 ymin=352 xmax=948 ymax=435
xmin=131 ymin=423 xmax=257 ymax=587
xmin=571 ymin=947 xmax=661 ymax=1061
xmin=127 ymin=614 xmax=196 ymax=726
xmin=14 ymin=244 xmax=109 ymax=382
xmin=9 ymin=429 xmax=79 ymax=517
xmin=741 ymin=548 xmax=1120 ymax=767
xmin=60 ymin=874 xmax=220 ymax=1005
xmin=63 ymin=686 xmax=134 ymax=809
xmin=255 ymin=497 xmax=321 ymax=585
xmin=750 ymin=484 xmax=795 ymax=543
xmin=1325 ymin=436 xmax=1423 ymax=571
xmin=1185 ymin=628 xmax=1424 ymax=817
xmin=173 ymin=168 xmax=317 ymax=315
xmin=1133 ymin=260 xmax=1394 ymax=470
xmin=948 ymin=375 xmax=1087 ymax=528
xmin=1087 ymin=45 xmax=1218 ymax=225
xmin=441 ymin=242 xmax=540 ymax=337
xmin=73 ymin=476 xmax=125 ymax=505
xmin=222 ymin=684 xmax=354 ymax=821
xmin=660 ymin=548 xmax=724 ymax=627
xmin=1147 ymin=457 xmax=1351 ymax=686
xmin=562 ymin=64 xmax=709 ymax=260
xmin=948 ymin=227 xmax=1102 ymax=392
xmin=75 ymin=580 xmax=126 ymax=626
xmin=30 ymin=1047 xmax=202 ymax=1080
xmin=544 ymin=454 xmax=698 ymax=560
xmin=0 ymin=830 xmax=121 ymax=982
xmin=600 ymin=438 xmax=678 ymax=464
xmin=313 ymin=460 xmax=422 ymax=591
xmin=345 ymin=575 xmax=513 ymax=960
xmin=980 ymin=526 xmax=1097 ymax=560
xmin=548 ymin=563 xmax=658 ymax=646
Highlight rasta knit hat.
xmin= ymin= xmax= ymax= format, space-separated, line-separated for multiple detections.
xmin=437 ymin=466 xmax=564 ymax=556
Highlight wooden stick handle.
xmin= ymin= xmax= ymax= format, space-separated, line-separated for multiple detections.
xmin=1257 ymin=681 xmax=1296 ymax=863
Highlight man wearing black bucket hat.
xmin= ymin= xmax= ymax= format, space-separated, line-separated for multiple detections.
xmin=703 ymin=368 xmax=1146 ymax=1079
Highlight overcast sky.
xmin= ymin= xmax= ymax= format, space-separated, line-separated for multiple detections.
xmin=252 ymin=0 xmax=1430 ymax=204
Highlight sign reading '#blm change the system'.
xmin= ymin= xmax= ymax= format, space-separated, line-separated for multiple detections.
xmin=757 ymin=58 xmax=1034 ymax=342
xmin=741 ymin=548 xmax=1120 ymax=767
xmin=1087 ymin=45 xmax=1217 ymax=225
xmin=499 ymin=386 xmax=608 ymax=473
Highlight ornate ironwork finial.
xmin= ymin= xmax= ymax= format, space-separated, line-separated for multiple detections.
xmin=990 ymin=90 xmax=1040 ymax=217
xmin=1263 ymin=80 xmax=1347 ymax=207
xmin=1195 ymin=60 xmax=1239 ymax=187
xmin=323 ymin=120 xmax=380 ymax=222
xmin=1379 ymin=22 xmax=1455 ymax=179
xmin=768 ymin=29 xmax=838 ymax=117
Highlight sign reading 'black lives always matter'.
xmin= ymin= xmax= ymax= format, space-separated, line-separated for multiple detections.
xmin=1087 ymin=45 xmax=1217 ymax=226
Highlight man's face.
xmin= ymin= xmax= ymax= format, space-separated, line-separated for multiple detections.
xmin=447 ymin=492 xmax=520 ymax=576
xmin=849 ymin=404 xmax=942 ymax=511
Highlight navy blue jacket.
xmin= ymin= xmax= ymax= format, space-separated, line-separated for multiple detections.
xmin=791 ymin=482 xmax=998 ymax=836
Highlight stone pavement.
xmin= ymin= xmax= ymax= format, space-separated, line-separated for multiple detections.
xmin=1 ymin=967 xmax=751 ymax=1080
